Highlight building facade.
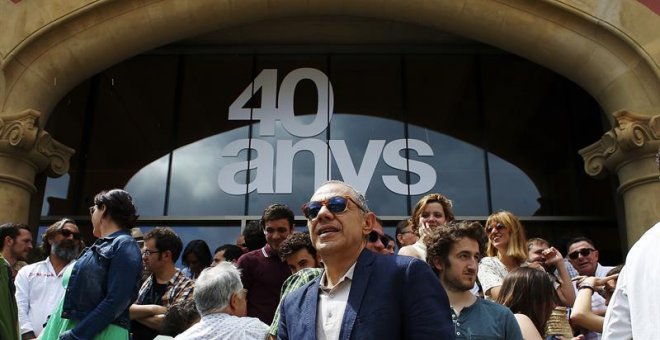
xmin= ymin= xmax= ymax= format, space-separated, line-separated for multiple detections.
xmin=0 ymin=0 xmax=658 ymax=255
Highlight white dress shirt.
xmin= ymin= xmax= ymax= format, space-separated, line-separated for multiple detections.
xmin=174 ymin=313 xmax=268 ymax=340
xmin=14 ymin=257 xmax=73 ymax=336
xmin=571 ymin=263 xmax=614 ymax=340
xmin=317 ymin=262 xmax=356 ymax=340
xmin=602 ymin=221 xmax=660 ymax=340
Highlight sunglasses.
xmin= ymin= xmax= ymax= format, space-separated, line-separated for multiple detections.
xmin=485 ymin=222 xmax=506 ymax=234
xmin=60 ymin=229 xmax=81 ymax=240
xmin=368 ymin=230 xmax=389 ymax=246
xmin=301 ymin=195 xmax=366 ymax=220
xmin=568 ymin=248 xmax=595 ymax=260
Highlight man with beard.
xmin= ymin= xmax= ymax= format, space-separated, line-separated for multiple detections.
xmin=0 ymin=223 xmax=33 ymax=280
xmin=426 ymin=221 xmax=522 ymax=339
xmin=15 ymin=218 xmax=81 ymax=339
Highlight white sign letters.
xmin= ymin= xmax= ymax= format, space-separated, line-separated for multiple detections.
xmin=219 ymin=68 xmax=436 ymax=195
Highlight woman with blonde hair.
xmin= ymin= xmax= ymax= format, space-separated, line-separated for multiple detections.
xmin=478 ymin=210 xmax=528 ymax=300
xmin=398 ymin=193 xmax=454 ymax=260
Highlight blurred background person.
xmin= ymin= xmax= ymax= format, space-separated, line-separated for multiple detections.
xmin=181 ymin=240 xmax=212 ymax=280
xmin=235 ymin=234 xmax=248 ymax=254
xmin=159 ymin=299 xmax=200 ymax=338
xmin=40 ymin=189 xmax=143 ymax=340
xmin=0 ymin=223 xmax=33 ymax=280
xmin=399 ymin=193 xmax=455 ymax=260
xmin=478 ymin=210 xmax=528 ymax=300
xmin=395 ymin=219 xmax=418 ymax=249
xmin=365 ymin=217 xmax=389 ymax=255
xmin=384 ymin=234 xmax=396 ymax=255
xmin=1 ymin=250 xmax=19 ymax=340
xmin=527 ymin=238 xmax=576 ymax=306
xmin=242 ymin=220 xmax=266 ymax=252
xmin=15 ymin=218 xmax=81 ymax=339
xmin=212 ymin=244 xmax=244 ymax=266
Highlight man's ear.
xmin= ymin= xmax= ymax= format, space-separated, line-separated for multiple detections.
xmin=228 ymin=292 xmax=240 ymax=312
xmin=363 ymin=212 xmax=376 ymax=236
xmin=432 ymin=258 xmax=444 ymax=273
xmin=3 ymin=235 xmax=13 ymax=248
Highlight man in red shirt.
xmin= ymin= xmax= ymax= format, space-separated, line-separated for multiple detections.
xmin=237 ymin=204 xmax=294 ymax=324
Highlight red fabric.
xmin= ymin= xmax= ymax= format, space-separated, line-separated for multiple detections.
xmin=638 ymin=0 xmax=660 ymax=15
xmin=236 ymin=244 xmax=291 ymax=325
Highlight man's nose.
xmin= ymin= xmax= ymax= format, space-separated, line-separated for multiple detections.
xmin=315 ymin=205 xmax=334 ymax=220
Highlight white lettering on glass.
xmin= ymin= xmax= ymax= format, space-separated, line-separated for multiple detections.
xmin=220 ymin=68 xmax=436 ymax=195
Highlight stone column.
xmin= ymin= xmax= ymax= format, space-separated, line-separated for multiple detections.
xmin=0 ymin=109 xmax=74 ymax=223
xmin=580 ymin=111 xmax=660 ymax=248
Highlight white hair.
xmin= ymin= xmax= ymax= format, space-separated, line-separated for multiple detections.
xmin=193 ymin=261 xmax=243 ymax=315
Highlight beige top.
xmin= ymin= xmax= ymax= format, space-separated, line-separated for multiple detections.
xmin=317 ymin=262 xmax=356 ymax=340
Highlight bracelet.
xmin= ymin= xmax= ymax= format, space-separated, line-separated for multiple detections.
xmin=578 ymin=284 xmax=594 ymax=291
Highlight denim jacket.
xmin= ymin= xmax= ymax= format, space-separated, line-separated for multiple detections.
xmin=60 ymin=229 xmax=142 ymax=339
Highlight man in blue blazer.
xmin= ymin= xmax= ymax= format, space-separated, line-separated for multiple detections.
xmin=279 ymin=180 xmax=454 ymax=339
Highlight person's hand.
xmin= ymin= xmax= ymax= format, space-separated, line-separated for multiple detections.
xmin=542 ymin=246 xmax=563 ymax=266
xmin=574 ymin=274 xmax=618 ymax=289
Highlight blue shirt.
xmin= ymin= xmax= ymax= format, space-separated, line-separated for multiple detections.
xmin=452 ymin=297 xmax=523 ymax=340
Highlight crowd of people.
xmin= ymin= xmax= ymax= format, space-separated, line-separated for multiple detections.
xmin=0 ymin=176 xmax=658 ymax=339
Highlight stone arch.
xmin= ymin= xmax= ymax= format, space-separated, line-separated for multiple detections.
xmin=1 ymin=0 xmax=659 ymax=125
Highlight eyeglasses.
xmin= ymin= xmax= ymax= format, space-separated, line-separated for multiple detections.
xmin=59 ymin=229 xmax=81 ymax=240
xmin=568 ymin=248 xmax=595 ymax=260
xmin=368 ymin=230 xmax=389 ymax=246
xmin=301 ymin=195 xmax=366 ymax=220
xmin=142 ymin=249 xmax=162 ymax=257
xmin=485 ymin=223 xmax=506 ymax=234
xmin=399 ymin=230 xmax=414 ymax=235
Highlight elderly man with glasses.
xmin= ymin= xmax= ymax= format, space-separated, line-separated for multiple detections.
xmin=278 ymin=180 xmax=453 ymax=339
xmin=15 ymin=219 xmax=80 ymax=340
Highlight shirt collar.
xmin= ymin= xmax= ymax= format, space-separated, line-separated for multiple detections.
xmin=319 ymin=261 xmax=357 ymax=291
xmin=261 ymin=244 xmax=276 ymax=258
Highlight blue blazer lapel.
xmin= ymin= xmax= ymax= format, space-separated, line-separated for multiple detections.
xmin=338 ymin=249 xmax=376 ymax=340
xmin=301 ymin=276 xmax=322 ymax=339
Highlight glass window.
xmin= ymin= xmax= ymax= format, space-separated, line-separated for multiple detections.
xmin=246 ymin=55 xmax=330 ymax=216
xmin=168 ymin=55 xmax=254 ymax=216
xmin=405 ymin=55 xmax=488 ymax=216
xmin=328 ymin=55 xmax=409 ymax=216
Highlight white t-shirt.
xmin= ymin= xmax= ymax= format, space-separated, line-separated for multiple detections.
xmin=602 ymin=221 xmax=660 ymax=340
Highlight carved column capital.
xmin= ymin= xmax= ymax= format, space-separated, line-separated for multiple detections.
xmin=579 ymin=110 xmax=660 ymax=178
xmin=0 ymin=109 xmax=75 ymax=177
